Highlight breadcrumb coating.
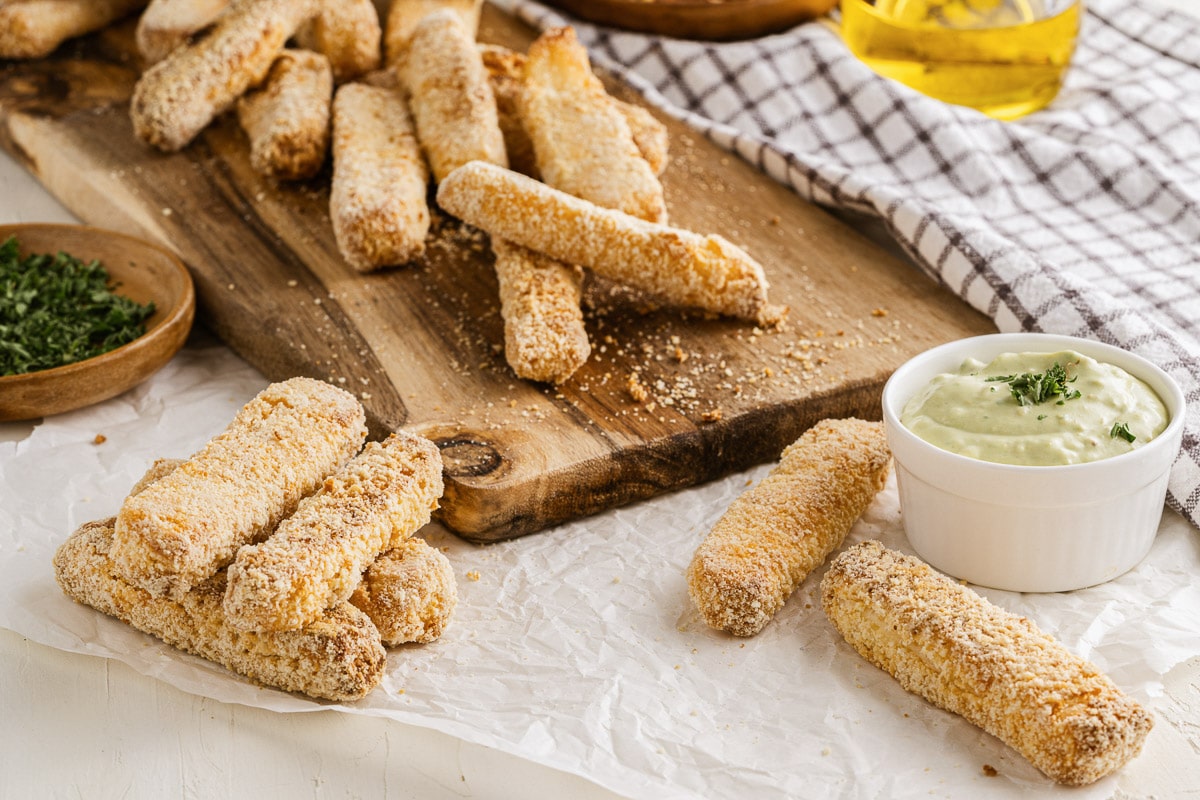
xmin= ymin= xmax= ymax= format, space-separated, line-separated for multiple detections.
xmin=129 ymin=0 xmax=319 ymax=152
xmin=350 ymin=537 xmax=457 ymax=646
xmin=224 ymin=430 xmax=444 ymax=632
xmin=110 ymin=377 xmax=367 ymax=597
xmin=437 ymin=161 xmax=775 ymax=323
xmin=383 ymin=0 xmax=480 ymax=67
xmin=135 ymin=0 xmax=230 ymax=65
xmin=821 ymin=541 xmax=1154 ymax=785
xmin=491 ymin=239 xmax=590 ymax=384
xmin=520 ymin=27 xmax=666 ymax=223
xmin=330 ymin=81 xmax=430 ymax=271
xmin=0 ymin=0 xmax=147 ymax=59
xmin=398 ymin=8 xmax=507 ymax=184
xmin=54 ymin=518 xmax=385 ymax=702
xmin=293 ymin=0 xmax=380 ymax=83
xmin=237 ymin=49 xmax=333 ymax=181
xmin=687 ymin=418 xmax=890 ymax=636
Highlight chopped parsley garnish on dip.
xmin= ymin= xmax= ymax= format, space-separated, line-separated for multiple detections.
xmin=901 ymin=350 xmax=1168 ymax=466
xmin=0 ymin=235 xmax=156 ymax=377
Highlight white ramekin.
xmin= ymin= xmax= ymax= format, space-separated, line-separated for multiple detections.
xmin=882 ymin=333 xmax=1185 ymax=593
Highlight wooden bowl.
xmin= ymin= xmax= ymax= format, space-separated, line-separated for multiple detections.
xmin=543 ymin=0 xmax=838 ymax=40
xmin=0 ymin=223 xmax=195 ymax=421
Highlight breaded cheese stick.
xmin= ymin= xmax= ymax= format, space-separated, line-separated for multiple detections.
xmin=687 ymin=418 xmax=890 ymax=636
xmin=127 ymin=457 xmax=184 ymax=495
xmin=491 ymin=239 xmax=590 ymax=384
xmin=54 ymin=519 xmax=385 ymax=702
xmin=520 ymin=27 xmax=666 ymax=224
xmin=821 ymin=541 xmax=1154 ymax=785
xmin=437 ymin=161 xmax=777 ymax=323
xmin=237 ymin=49 xmax=333 ymax=181
xmin=398 ymin=9 xmax=507 ymax=184
xmin=330 ymin=82 xmax=430 ymax=271
xmin=350 ymin=537 xmax=457 ymax=646
xmin=129 ymin=0 xmax=319 ymax=152
xmin=0 ymin=0 xmax=147 ymax=59
xmin=383 ymin=0 xmax=480 ymax=67
xmin=110 ymin=377 xmax=368 ymax=597
xmin=225 ymin=431 xmax=444 ymax=632
xmin=618 ymin=100 xmax=669 ymax=177
xmin=135 ymin=0 xmax=230 ymax=65
xmin=293 ymin=0 xmax=380 ymax=83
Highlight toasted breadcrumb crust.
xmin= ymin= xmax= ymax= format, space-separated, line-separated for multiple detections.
xmin=0 ymin=0 xmax=147 ymax=59
xmin=437 ymin=161 xmax=775 ymax=323
xmin=130 ymin=0 xmax=319 ymax=152
xmin=491 ymin=238 xmax=590 ymax=384
xmin=237 ymin=49 xmax=333 ymax=181
xmin=110 ymin=377 xmax=367 ymax=597
xmin=399 ymin=9 xmax=507 ymax=184
xmin=330 ymin=81 xmax=430 ymax=271
xmin=520 ymin=27 xmax=666 ymax=224
xmin=821 ymin=541 xmax=1154 ymax=785
xmin=687 ymin=418 xmax=890 ymax=636
xmin=224 ymin=431 xmax=445 ymax=632
xmin=54 ymin=518 xmax=385 ymax=702
xmin=135 ymin=0 xmax=230 ymax=65
xmin=293 ymin=0 xmax=380 ymax=83
xmin=350 ymin=537 xmax=458 ymax=646
xmin=383 ymin=0 xmax=481 ymax=67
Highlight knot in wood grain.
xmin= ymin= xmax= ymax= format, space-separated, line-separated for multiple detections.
xmin=435 ymin=436 xmax=504 ymax=478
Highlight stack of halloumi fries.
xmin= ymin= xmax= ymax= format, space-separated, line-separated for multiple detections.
xmin=53 ymin=377 xmax=458 ymax=701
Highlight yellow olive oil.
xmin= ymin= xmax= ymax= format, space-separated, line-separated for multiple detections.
xmin=841 ymin=0 xmax=1081 ymax=119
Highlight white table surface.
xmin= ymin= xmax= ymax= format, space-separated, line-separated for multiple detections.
xmin=4 ymin=3 xmax=1200 ymax=797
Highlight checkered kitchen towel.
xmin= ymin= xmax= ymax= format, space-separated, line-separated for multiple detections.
xmin=494 ymin=0 xmax=1200 ymax=529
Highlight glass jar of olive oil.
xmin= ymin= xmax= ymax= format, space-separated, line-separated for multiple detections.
xmin=841 ymin=0 xmax=1081 ymax=120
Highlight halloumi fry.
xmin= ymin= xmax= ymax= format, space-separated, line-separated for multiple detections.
xmin=135 ymin=0 xmax=230 ymax=65
xmin=54 ymin=518 xmax=385 ymax=702
xmin=224 ymin=431 xmax=444 ymax=633
xmin=330 ymin=81 xmax=430 ymax=271
xmin=492 ymin=238 xmax=590 ymax=384
xmin=129 ymin=0 xmax=319 ymax=152
xmin=437 ymin=161 xmax=777 ymax=323
xmin=399 ymin=8 xmax=507 ymax=184
xmin=687 ymin=418 xmax=890 ymax=636
xmin=0 ymin=0 xmax=147 ymax=59
xmin=383 ymin=0 xmax=480 ymax=67
xmin=821 ymin=541 xmax=1154 ymax=785
xmin=293 ymin=0 xmax=380 ymax=83
xmin=350 ymin=537 xmax=457 ymax=646
xmin=237 ymin=49 xmax=333 ymax=181
xmin=520 ymin=27 xmax=666 ymax=223
xmin=110 ymin=377 xmax=368 ymax=597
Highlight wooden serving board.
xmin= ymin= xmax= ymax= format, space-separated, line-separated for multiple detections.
xmin=0 ymin=4 xmax=992 ymax=541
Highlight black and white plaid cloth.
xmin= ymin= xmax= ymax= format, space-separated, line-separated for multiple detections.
xmin=495 ymin=0 xmax=1200 ymax=529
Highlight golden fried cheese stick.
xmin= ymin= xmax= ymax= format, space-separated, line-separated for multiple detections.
xmin=330 ymin=81 xmax=430 ymax=271
xmin=687 ymin=418 xmax=890 ymax=636
xmin=399 ymin=8 xmax=507 ymax=184
xmin=438 ymin=161 xmax=777 ymax=323
xmin=129 ymin=0 xmax=319 ymax=152
xmin=0 ymin=0 xmax=147 ymax=59
xmin=237 ymin=49 xmax=333 ymax=181
xmin=225 ymin=431 xmax=444 ymax=632
xmin=491 ymin=238 xmax=590 ymax=384
xmin=383 ymin=0 xmax=480 ymax=67
xmin=350 ymin=537 xmax=457 ymax=646
xmin=54 ymin=518 xmax=385 ymax=702
xmin=293 ymin=0 xmax=380 ymax=83
xmin=821 ymin=541 xmax=1154 ymax=785
xmin=135 ymin=0 xmax=230 ymax=65
xmin=110 ymin=377 xmax=368 ymax=597
xmin=520 ymin=27 xmax=666 ymax=224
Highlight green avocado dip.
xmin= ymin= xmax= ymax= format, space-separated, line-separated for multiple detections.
xmin=900 ymin=350 xmax=1169 ymax=466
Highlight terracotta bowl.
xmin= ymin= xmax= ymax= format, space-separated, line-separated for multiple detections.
xmin=0 ymin=223 xmax=195 ymax=421
xmin=543 ymin=0 xmax=838 ymax=40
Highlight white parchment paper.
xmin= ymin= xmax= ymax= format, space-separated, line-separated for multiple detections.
xmin=2 ymin=334 xmax=1198 ymax=800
